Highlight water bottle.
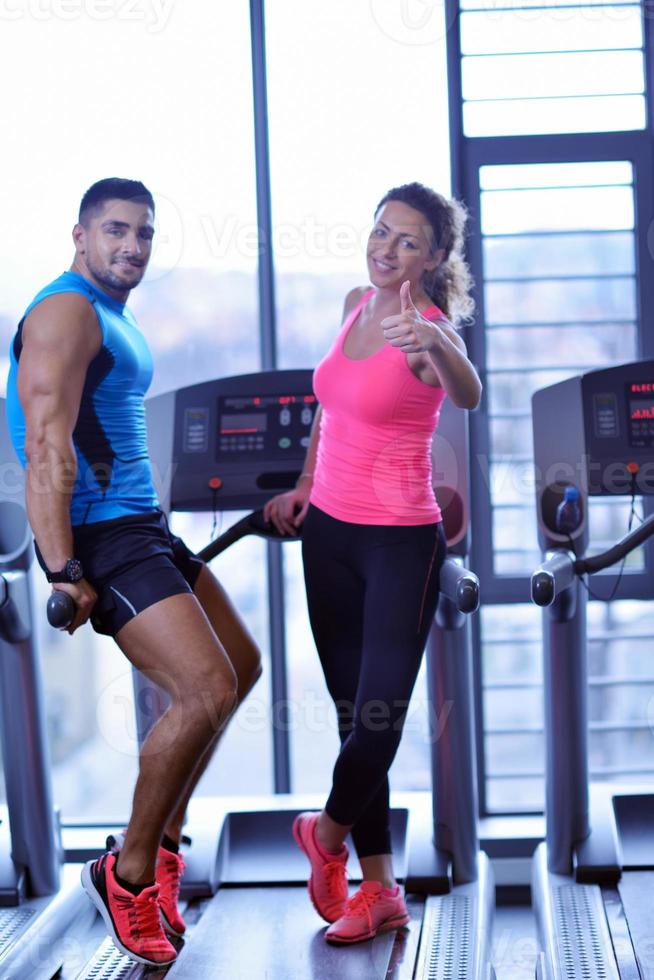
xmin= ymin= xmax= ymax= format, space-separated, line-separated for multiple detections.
xmin=555 ymin=485 xmax=582 ymax=535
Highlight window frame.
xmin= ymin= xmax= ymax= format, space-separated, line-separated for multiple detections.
xmin=444 ymin=0 xmax=654 ymax=815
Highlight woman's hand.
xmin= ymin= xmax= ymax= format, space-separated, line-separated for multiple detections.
xmin=381 ymin=280 xmax=481 ymax=408
xmin=381 ymin=280 xmax=447 ymax=353
xmin=263 ymin=479 xmax=312 ymax=536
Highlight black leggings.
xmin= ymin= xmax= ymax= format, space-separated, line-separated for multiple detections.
xmin=301 ymin=504 xmax=446 ymax=858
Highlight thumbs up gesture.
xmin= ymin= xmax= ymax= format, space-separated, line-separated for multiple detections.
xmin=381 ymin=281 xmax=444 ymax=354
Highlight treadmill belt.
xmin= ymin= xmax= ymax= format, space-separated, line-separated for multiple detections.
xmin=602 ymin=888 xmax=640 ymax=980
xmin=167 ymin=886 xmax=422 ymax=979
xmin=617 ymin=872 xmax=654 ymax=980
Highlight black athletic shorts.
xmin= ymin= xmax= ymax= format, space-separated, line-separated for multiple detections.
xmin=35 ymin=510 xmax=204 ymax=637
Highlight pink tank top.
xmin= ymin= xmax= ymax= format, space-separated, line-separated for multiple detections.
xmin=311 ymin=289 xmax=447 ymax=526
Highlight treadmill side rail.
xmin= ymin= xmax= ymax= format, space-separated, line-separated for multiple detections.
xmin=532 ymin=842 xmax=620 ymax=979
xmin=0 ymin=873 xmax=95 ymax=980
xmin=414 ymin=851 xmax=495 ymax=980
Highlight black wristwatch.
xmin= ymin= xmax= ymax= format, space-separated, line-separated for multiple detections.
xmin=46 ymin=559 xmax=84 ymax=584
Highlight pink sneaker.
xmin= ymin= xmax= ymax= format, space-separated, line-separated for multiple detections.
xmin=292 ymin=811 xmax=349 ymax=923
xmin=325 ymin=880 xmax=410 ymax=944
xmin=107 ymin=830 xmax=187 ymax=936
xmin=154 ymin=847 xmax=186 ymax=937
xmin=81 ymin=852 xmax=177 ymax=966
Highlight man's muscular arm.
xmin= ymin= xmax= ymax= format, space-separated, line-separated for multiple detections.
xmin=18 ymin=293 xmax=102 ymax=630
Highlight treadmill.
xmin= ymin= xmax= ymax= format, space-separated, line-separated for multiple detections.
xmin=0 ymin=407 xmax=95 ymax=979
xmin=530 ymin=361 xmax=654 ymax=979
xmin=73 ymin=370 xmax=495 ymax=979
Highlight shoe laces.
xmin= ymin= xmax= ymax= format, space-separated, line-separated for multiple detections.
xmin=323 ymin=860 xmax=348 ymax=900
xmin=115 ymin=886 xmax=164 ymax=940
xmin=343 ymin=887 xmax=379 ymax=923
xmin=158 ymin=852 xmax=186 ymax=902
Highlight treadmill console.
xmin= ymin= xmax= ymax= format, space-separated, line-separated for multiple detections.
xmin=215 ymin=394 xmax=316 ymax=460
xmin=532 ymin=359 xmax=654 ymax=547
xmin=625 ymin=382 xmax=654 ymax=449
xmin=590 ymin=382 xmax=654 ymax=449
xmin=147 ymin=370 xmax=316 ymax=512
xmin=582 ymin=367 xmax=654 ymax=493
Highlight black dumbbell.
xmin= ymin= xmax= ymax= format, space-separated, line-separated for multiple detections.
xmin=47 ymin=591 xmax=75 ymax=629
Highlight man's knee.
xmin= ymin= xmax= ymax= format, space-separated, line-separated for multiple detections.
xmin=180 ymin=662 xmax=238 ymax=735
xmin=206 ymin=665 xmax=239 ymax=719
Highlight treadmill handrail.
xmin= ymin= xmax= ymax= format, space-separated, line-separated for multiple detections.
xmin=439 ymin=557 xmax=480 ymax=614
xmin=532 ymin=513 xmax=654 ymax=606
xmin=200 ymin=513 xmax=481 ymax=614
xmin=0 ymin=571 xmax=31 ymax=643
xmin=198 ymin=509 xmax=290 ymax=563
xmin=573 ymin=512 xmax=654 ymax=576
xmin=531 ymin=551 xmax=576 ymax=607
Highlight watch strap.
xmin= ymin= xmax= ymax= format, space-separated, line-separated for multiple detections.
xmin=46 ymin=559 xmax=83 ymax=584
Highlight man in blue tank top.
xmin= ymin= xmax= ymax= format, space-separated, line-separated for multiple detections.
xmin=6 ymin=179 xmax=261 ymax=967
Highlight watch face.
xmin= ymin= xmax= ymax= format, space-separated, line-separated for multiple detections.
xmin=65 ymin=559 xmax=83 ymax=583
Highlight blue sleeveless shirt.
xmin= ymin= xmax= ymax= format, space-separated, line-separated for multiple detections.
xmin=6 ymin=271 xmax=159 ymax=525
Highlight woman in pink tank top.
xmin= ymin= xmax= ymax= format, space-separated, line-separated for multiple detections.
xmin=264 ymin=183 xmax=481 ymax=944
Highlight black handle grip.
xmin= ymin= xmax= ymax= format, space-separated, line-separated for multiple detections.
xmin=47 ymin=591 xmax=75 ymax=629
xmin=198 ymin=508 xmax=299 ymax=564
xmin=457 ymin=576 xmax=480 ymax=615
xmin=532 ymin=570 xmax=555 ymax=607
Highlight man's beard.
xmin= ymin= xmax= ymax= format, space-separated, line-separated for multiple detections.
xmin=87 ymin=257 xmax=144 ymax=293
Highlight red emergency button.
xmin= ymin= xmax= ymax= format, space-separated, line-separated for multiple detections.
xmin=208 ymin=477 xmax=223 ymax=490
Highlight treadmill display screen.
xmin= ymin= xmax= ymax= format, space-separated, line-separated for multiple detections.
xmin=220 ymin=413 xmax=268 ymax=434
xmin=629 ymin=400 xmax=654 ymax=418
xmin=216 ymin=393 xmax=316 ymax=458
xmin=627 ymin=382 xmax=654 ymax=448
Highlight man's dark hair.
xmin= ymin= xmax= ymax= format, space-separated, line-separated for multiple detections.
xmin=79 ymin=178 xmax=155 ymax=224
